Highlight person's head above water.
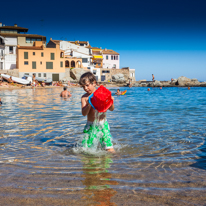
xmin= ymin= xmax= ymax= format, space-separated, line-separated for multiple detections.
xmin=63 ymin=86 xmax=67 ymax=91
xmin=117 ymin=89 xmax=120 ymax=92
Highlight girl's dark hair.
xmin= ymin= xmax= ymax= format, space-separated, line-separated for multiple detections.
xmin=79 ymin=72 xmax=96 ymax=86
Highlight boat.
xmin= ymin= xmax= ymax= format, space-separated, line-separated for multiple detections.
xmin=1 ymin=74 xmax=31 ymax=85
xmin=35 ymin=77 xmax=52 ymax=84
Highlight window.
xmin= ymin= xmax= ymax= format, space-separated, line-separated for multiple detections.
xmin=44 ymin=73 xmax=46 ymax=77
xmin=102 ymin=70 xmax=110 ymax=73
xmin=106 ymin=55 xmax=108 ymax=60
xmin=51 ymin=53 xmax=55 ymax=60
xmin=46 ymin=62 xmax=53 ymax=69
xmin=40 ymin=61 xmax=42 ymax=65
xmin=113 ymin=64 xmax=116 ymax=68
xmin=60 ymin=61 xmax=63 ymax=67
xmin=116 ymin=55 xmax=118 ymax=60
xmin=26 ymin=38 xmax=42 ymax=43
xmin=32 ymin=61 xmax=36 ymax=69
xmin=93 ymin=70 xmax=97 ymax=75
xmin=41 ymin=52 xmax=44 ymax=57
xmin=24 ymin=73 xmax=29 ymax=76
xmin=111 ymin=55 xmax=113 ymax=60
xmin=33 ymin=52 xmax=35 ymax=55
xmin=82 ymin=58 xmax=88 ymax=63
xmin=38 ymin=73 xmax=41 ymax=77
xmin=98 ymin=63 xmax=101 ymax=66
xmin=24 ymin=61 xmax=28 ymax=65
xmin=9 ymin=46 xmax=13 ymax=54
xmin=24 ymin=52 xmax=28 ymax=59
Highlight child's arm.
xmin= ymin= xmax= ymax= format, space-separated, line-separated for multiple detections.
xmin=108 ymin=96 xmax=114 ymax=111
xmin=81 ymin=96 xmax=92 ymax=116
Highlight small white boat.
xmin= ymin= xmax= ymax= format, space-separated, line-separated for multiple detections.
xmin=1 ymin=74 xmax=31 ymax=85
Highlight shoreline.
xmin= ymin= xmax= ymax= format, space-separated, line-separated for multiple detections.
xmin=1 ymin=84 xmax=206 ymax=91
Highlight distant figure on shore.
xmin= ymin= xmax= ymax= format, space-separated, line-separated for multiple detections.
xmin=171 ymin=78 xmax=174 ymax=82
xmin=0 ymin=98 xmax=2 ymax=105
xmin=152 ymin=74 xmax=155 ymax=82
xmin=147 ymin=88 xmax=150 ymax=91
xmin=8 ymin=76 xmax=14 ymax=83
xmin=60 ymin=86 xmax=72 ymax=97
xmin=32 ymin=74 xmax=36 ymax=87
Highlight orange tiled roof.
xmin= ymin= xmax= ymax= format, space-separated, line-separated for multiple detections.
xmin=50 ymin=40 xmax=61 ymax=45
xmin=102 ymin=49 xmax=119 ymax=55
xmin=0 ymin=33 xmax=46 ymax=40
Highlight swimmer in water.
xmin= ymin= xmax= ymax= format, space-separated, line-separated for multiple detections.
xmin=60 ymin=86 xmax=72 ymax=97
xmin=115 ymin=89 xmax=122 ymax=95
xmin=79 ymin=72 xmax=115 ymax=153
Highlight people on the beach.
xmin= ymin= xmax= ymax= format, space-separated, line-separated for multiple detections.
xmin=60 ymin=86 xmax=72 ymax=97
xmin=0 ymin=98 xmax=2 ymax=105
xmin=8 ymin=76 xmax=14 ymax=83
xmin=152 ymin=74 xmax=155 ymax=81
xmin=79 ymin=72 xmax=115 ymax=153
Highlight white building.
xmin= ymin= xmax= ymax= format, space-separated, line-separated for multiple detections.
xmin=60 ymin=40 xmax=93 ymax=69
xmin=0 ymin=23 xmax=46 ymax=70
xmin=102 ymin=48 xmax=120 ymax=69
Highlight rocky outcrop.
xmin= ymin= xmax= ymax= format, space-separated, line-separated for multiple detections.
xmin=112 ymin=73 xmax=126 ymax=83
xmin=132 ymin=82 xmax=141 ymax=87
xmin=70 ymin=68 xmax=87 ymax=81
xmin=177 ymin=76 xmax=192 ymax=86
xmin=148 ymin=80 xmax=162 ymax=87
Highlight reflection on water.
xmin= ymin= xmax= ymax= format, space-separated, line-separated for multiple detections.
xmin=0 ymin=87 xmax=206 ymax=204
xmin=81 ymin=155 xmax=117 ymax=206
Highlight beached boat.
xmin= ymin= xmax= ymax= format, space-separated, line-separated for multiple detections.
xmin=1 ymin=74 xmax=31 ymax=85
xmin=35 ymin=77 xmax=52 ymax=84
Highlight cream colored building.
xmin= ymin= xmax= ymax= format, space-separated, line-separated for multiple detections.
xmin=17 ymin=41 xmax=66 ymax=81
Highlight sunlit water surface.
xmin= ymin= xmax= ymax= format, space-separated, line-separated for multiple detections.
xmin=0 ymin=87 xmax=206 ymax=204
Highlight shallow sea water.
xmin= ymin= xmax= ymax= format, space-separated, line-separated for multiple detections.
xmin=0 ymin=87 xmax=206 ymax=205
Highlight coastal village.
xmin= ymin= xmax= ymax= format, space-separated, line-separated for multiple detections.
xmin=0 ymin=22 xmax=136 ymax=86
xmin=0 ymin=22 xmax=205 ymax=88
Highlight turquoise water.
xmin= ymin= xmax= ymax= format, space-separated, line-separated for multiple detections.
xmin=0 ymin=87 xmax=206 ymax=204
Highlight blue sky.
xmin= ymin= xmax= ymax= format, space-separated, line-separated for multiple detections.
xmin=1 ymin=0 xmax=206 ymax=81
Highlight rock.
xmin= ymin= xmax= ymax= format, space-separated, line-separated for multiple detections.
xmin=147 ymin=80 xmax=162 ymax=87
xmin=177 ymin=76 xmax=192 ymax=86
xmin=70 ymin=68 xmax=87 ymax=81
xmin=61 ymin=76 xmax=71 ymax=83
xmin=132 ymin=82 xmax=141 ymax=87
xmin=112 ymin=73 xmax=126 ymax=83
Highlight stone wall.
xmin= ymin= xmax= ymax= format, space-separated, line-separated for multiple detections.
xmin=0 ymin=69 xmax=19 ymax=77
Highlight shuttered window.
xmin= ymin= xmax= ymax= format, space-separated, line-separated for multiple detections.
xmin=24 ymin=52 xmax=28 ymax=59
xmin=51 ymin=53 xmax=55 ymax=60
xmin=46 ymin=62 xmax=53 ymax=69
xmin=41 ymin=52 xmax=44 ymax=57
xmin=32 ymin=61 xmax=36 ymax=69
xmin=60 ymin=61 xmax=63 ymax=67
